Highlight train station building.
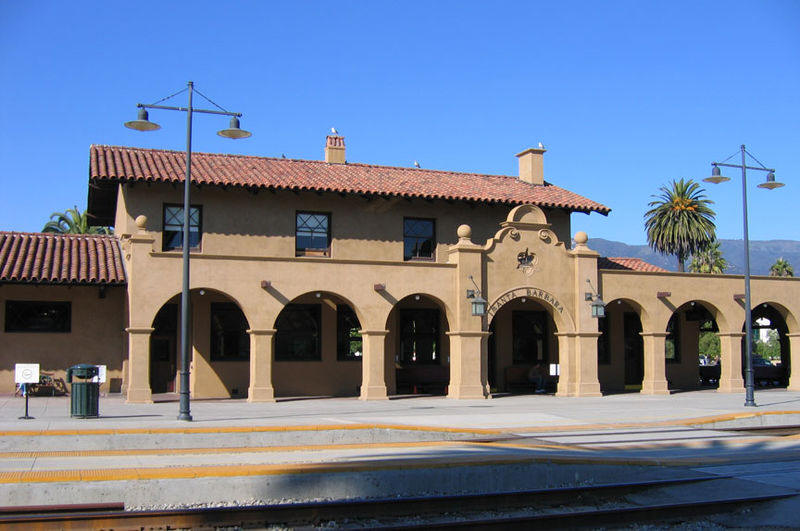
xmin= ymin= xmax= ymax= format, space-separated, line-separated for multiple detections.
xmin=1 ymin=136 xmax=798 ymax=400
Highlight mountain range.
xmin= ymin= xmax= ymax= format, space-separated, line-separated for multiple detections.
xmin=588 ymin=238 xmax=800 ymax=276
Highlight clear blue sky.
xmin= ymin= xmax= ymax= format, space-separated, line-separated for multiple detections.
xmin=1 ymin=1 xmax=798 ymax=245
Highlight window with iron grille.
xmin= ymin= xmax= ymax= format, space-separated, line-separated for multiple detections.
xmin=5 ymin=301 xmax=71 ymax=333
xmin=296 ymin=212 xmax=330 ymax=256
xmin=210 ymin=303 xmax=250 ymax=361
xmin=163 ymin=204 xmax=202 ymax=251
xmin=403 ymin=218 xmax=435 ymax=261
xmin=337 ymin=305 xmax=362 ymax=361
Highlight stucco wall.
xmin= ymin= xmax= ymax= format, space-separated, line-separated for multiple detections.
xmin=0 ymin=284 xmax=126 ymax=394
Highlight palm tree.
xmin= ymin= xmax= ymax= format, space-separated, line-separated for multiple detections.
xmin=644 ymin=178 xmax=716 ymax=272
xmin=769 ymin=257 xmax=794 ymax=278
xmin=42 ymin=207 xmax=110 ymax=235
xmin=689 ymin=240 xmax=728 ymax=274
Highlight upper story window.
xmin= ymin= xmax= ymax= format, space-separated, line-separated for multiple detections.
xmin=163 ymin=204 xmax=202 ymax=252
xmin=296 ymin=212 xmax=330 ymax=257
xmin=5 ymin=301 xmax=71 ymax=333
xmin=403 ymin=218 xmax=435 ymax=261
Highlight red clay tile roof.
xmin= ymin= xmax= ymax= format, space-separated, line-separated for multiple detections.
xmin=0 ymin=232 xmax=126 ymax=285
xmin=88 ymin=145 xmax=610 ymax=225
xmin=598 ymin=257 xmax=669 ymax=273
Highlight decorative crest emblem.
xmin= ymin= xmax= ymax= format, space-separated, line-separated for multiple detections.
xmin=516 ymin=248 xmax=538 ymax=277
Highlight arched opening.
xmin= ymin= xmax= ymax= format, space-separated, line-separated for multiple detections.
xmin=669 ymin=301 xmax=720 ymax=389
xmin=272 ymin=291 xmax=363 ymax=398
xmin=488 ymin=296 xmax=559 ymax=394
xmin=598 ymin=299 xmax=644 ymax=393
xmin=149 ymin=288 xmax=251 ymax=399
xmin=741 ymin=303 xmax=790 ymax=387
xmin=386 ymin=294 xmax=450 ymax=396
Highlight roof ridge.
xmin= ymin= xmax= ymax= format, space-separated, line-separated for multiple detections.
xmin=0 ymin=231 xmax=117 ymax=239
xmin=90 ymin=144 xmax=532 ymax=182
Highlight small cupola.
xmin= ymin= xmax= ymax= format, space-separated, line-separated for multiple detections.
xmin=516 ymin=145 xmax=546 ymax=185
xmin=325 ymin=134 xmax=346 ymax=164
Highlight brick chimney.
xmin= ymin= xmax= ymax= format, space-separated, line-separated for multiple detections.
xmin=325 ymin=135 xmax=346 ymax=164
xmin=516 ymin=146 xmax=546 ymax=185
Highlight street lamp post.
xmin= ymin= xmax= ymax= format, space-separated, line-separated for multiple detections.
xmin=705 ymin=144 xmax=783 ymax=407
xmin=125 ymin=81 xmax=251 ymax=421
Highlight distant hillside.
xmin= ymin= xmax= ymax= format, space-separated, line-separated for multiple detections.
xmin=589 ymin=238 xmax=800 ymax=276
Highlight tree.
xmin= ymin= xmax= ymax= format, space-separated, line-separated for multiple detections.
xmin=689 ymin=240 xmax=728 ymax=274
xmin=42 ymin=207 xmax=110 ymax=235
xmin=769 ymin=257 xmax=794 ymax=278
xmin=644 ymin=178 xmax=716 ymax=272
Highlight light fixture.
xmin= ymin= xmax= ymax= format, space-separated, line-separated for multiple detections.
xmin=591 ymin=297 xmax=606 ymax=318
xmin=465 ymin=276 xmax=488 ymax=317
xmin=124 ymin=108 xmax=160 ymax=131
xmin=217 ymin=116 xmax=252 ymax=139
xmin=414 ymin=294 xmax=420 ymax=301
xmin=125 ymin=81 xmax=251 ymax=422
xmin=757 ymin=171 xmax=784 ymax=190
xmin=707 ymin=144 xmax=784 ymax=408
xmin=704 ymin=164 xmax=729 ymax=184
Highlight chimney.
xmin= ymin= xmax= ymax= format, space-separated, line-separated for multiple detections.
xmin=325 ymin=135 xmax=346 ymax=164
xmin=516 ymin=146 xmax=546 ymax=185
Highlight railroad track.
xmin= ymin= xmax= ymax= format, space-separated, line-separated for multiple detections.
xmin=1 ymin=475 xmax=794 ymax=530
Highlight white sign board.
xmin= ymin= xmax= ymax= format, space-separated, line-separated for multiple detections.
xmin=549 ymin=363 xmax=560 ymax=376
xmin=92 ymin=365 xmax=107 ymax=383
xmin=15 ymin=364 xmax=40 ymax=384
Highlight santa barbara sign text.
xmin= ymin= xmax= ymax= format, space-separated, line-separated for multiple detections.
xmin=486 ymin=287 xmax=564 ymax=321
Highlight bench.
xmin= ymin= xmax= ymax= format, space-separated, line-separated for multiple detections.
xmin=504 ymin=365 xmax=557 ymax=394
xmin=396 ymin=365 xmax=449 ymax=395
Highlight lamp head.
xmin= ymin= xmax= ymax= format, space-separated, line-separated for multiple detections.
xmin=124 ymin=108 xmax=161 ymax=132
xmin=471 ymin=295 xmax=487 ymax=317
xmin=217 ymin=116 xmax=252 ymax=139
xmin=757 ymin=171 xmax=784 ymax=190
xmin=591 ymin=297 xmax=606 ymax=318
xmin=704 ymin=165 xmax=730 ymax=184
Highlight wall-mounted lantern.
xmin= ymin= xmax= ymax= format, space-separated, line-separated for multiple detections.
xmin=585 ymin=279 xmax=606 ymax=318
xmin=466 ymin=276 xmax=487 ymax=317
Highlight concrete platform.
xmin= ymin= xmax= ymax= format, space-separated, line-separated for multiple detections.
xmin=1 ymin=389 xmax=799 ymax=510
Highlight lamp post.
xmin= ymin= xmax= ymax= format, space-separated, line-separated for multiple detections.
xmin=125 ymin=81 xmax=251 ymax=421
xmin=705 ymin=145 xmax=783 ymax=407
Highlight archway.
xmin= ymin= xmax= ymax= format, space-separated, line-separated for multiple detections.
xmin=488 ymin=295 xmax=559 ymax=394
xmin=598 ymin=299 xmax=645 ymax=393
xmin=272 ymin=291 xmax=363 ymax=398
xmin=742 ymin=303 xmax=791 ymax=387
xmin=667 ymin=301 xmax=721 ymax=389
xmin=149 ymin=288 xmax=251 ymax=399
xmin=385 ymin=294 xmax=451 ymax=395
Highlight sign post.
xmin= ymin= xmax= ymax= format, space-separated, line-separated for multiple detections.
xmin=15 ymin=363 xmax=39 ymax=420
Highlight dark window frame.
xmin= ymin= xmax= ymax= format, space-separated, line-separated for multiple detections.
xmin=210 ymin=302 xmax=250 ymax=362
xmin=295 ymin=211 xmax=331 ymax=257
xmin=512 ymin=310 xmax=549 ymax=365
xmin=399 ymin=308 xmax=441 ymax=365
xmin=666 ymin=315 xmax=681 ymax=363
xmin=337 ymin=305 xmax=363 ymax=361
xmin=403 ymin=217 xmax=436 ymax=261
xmin=5 ymin=300 xmax=71 ymax=333
xmin=275 ymin=304 xmax=322 ymax=361
xmin=162 ymin=203 xmax=203 ymax=252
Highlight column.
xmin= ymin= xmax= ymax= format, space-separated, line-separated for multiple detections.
xmin=640 ymin=332 xmax=670 ymax=395
xmin=447 ymin=331 xmax=491 ymax=399
xmin=360 ymin=330 xmax=389 ymax=400
xmin=574 ymin=332 xmax=603 ymax=396
xmin=555 ymin=333 xmax=574 ymax=396
xmin=125 ymin=327 xmax=154 ymax=403
xmin=717 ymin=332 xmax=744 ymax=393
xmin=247 ymin=329 xmax=276 ymax=402
xmin=787 ymin=334 xmax=800 ymax=391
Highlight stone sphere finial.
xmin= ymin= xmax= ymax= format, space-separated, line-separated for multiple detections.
xmin=457 ymin=224 xmax=472 ymax=240
xmin=134 ymin=215 xmax=147 ymax=230
xmin=574 ymin=231 xmax=588 ymax=245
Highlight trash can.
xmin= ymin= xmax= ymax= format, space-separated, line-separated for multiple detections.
xmin=66 ymin=364 xmax=99 ymax=418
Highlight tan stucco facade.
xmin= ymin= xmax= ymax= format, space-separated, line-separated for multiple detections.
xmin=3 ymin=154 xmax=799 ymax=401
